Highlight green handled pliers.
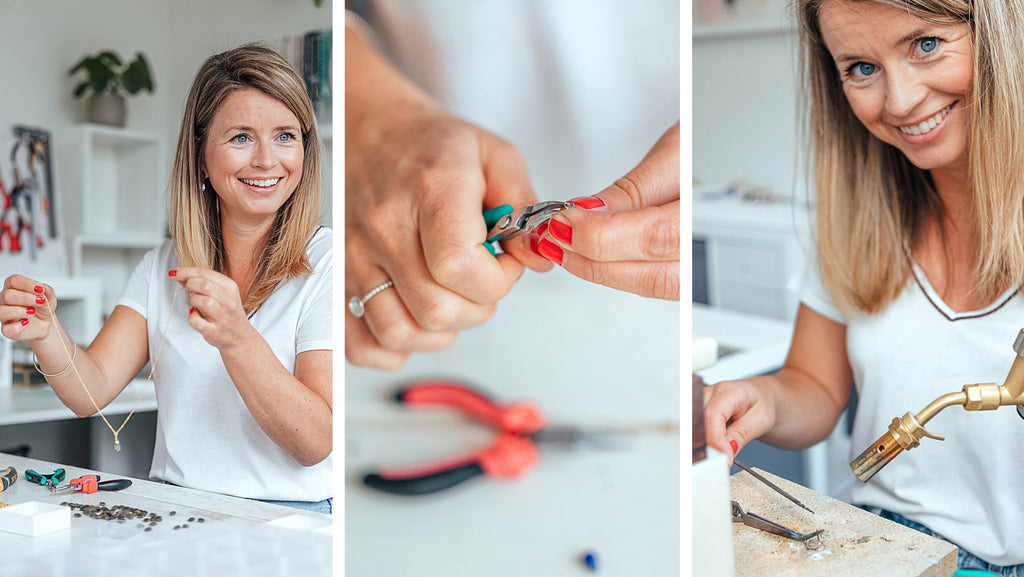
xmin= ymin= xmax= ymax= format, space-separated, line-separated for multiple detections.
xmin=25 ymin=468 xmax=66 ymax=490
xmin=482 ymin=201 xmax=574 ymax=256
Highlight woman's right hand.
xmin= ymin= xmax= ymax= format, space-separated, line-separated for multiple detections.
xmin=702 ymin=377 xmax=778 ymax=463
xmin=344 ymin=26 xmax=550 ymax=370
xmin=0 ymin=274 xmax=57 ymax=343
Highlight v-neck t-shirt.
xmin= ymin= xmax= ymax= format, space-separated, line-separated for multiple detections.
xmin=802 ymin=261 xmax=1024 ymax=566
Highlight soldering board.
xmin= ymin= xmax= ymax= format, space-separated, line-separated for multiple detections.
xmin=730 ymin=467 xmax=957 ymax=577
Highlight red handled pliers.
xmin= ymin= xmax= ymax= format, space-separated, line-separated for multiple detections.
xmin=362 ymin=380 xmax=623 ymax=496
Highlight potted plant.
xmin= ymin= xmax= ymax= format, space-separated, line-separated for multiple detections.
xmin=68 ymin=51 xmax=155 ymax=127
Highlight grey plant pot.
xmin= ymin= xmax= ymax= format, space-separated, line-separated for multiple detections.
xmin=88 ymin=93 xmax=126 ymax=127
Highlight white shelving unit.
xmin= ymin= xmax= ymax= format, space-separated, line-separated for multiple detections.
xmin=57 ymin=124 xmax=168 ymax=315
xmin=693 ymin=192 xmax=812 ymax=321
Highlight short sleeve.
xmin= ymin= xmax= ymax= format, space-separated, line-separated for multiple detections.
xmin=296 ymin=228 xmax=333 ymax=353
xmin=116 ymin=244 xmax=163 ymax=318
xmin=799 ymin=251 xmax=847 ymax=325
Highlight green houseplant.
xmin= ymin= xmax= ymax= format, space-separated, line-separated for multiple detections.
xmin=68 ymin=51 xmax=154 ymax=127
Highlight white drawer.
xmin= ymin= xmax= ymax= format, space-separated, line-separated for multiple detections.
xmin=719 ymin=283 xmax=786 ymax=319
xmin=716 ymin=239 xmax=784 ymax=289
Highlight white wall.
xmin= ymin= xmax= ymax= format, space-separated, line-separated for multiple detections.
xmin=0 ymin=0 xmax=332 ymax=226
xmin=692 ymin=25 xmax=802 ymax=197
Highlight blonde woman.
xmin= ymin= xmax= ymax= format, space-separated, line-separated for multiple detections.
xmin=704 ymin=0 xmax=1024 ymax=572
xmin=0 ymin=44 xmax=332 ymax=513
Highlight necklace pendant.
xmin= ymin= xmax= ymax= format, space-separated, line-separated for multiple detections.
xmin=114 ymin=438 xmax=121 ymax=452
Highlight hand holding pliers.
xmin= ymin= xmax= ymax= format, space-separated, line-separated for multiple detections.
xmin=482 ymin=201 xmax=575 ymax=255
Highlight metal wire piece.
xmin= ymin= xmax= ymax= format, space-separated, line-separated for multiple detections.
xmin=32 ymin=328 xmax=77 ymax=377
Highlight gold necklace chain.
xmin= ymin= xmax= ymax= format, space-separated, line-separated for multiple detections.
xmin=42 ymin=284 xmax=181 ymax=452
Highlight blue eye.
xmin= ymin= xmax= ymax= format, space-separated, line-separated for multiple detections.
xmin=232 ymin=134 xmax=249 ymax=144
xmin=854 ymin=62 xmax=876 ymax=77
xmin=919 ymin=37 xmax=938 ymax=53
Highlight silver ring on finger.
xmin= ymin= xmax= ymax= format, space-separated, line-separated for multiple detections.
xmin=348 ymin=279 xmax=394 ymax=318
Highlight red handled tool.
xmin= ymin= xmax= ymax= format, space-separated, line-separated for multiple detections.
xmin=53 ymin=474 xmax=132 ymax=494
xmin=362 ymin=380 xmax=624 ymax=496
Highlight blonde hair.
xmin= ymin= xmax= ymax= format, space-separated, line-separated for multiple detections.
xmin=796 ymin=0 xmax=1024 ymax=314
xmin=168 ymin=43 xmax=323 ymax=314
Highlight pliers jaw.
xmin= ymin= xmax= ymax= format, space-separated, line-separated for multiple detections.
xmin=486 ymin=201 xmax=574 ymax=243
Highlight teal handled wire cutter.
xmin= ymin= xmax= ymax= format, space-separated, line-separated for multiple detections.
xmin=482 ymin=201 xmax=574 ymax=256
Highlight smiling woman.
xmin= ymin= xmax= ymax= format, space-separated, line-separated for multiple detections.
xmin=0 ymin=43 xmax=333 ymax=514
xmin=701 ymin=0 xmax=1024 ymax=574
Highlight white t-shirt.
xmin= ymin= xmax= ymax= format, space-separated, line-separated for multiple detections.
xmin=802 ymin=261 xmax=1024 ymax=565
xmin=117 ymin=227 xmax=333 ymax=501
xmin=368 ymin=0 xmax=680 ymax=201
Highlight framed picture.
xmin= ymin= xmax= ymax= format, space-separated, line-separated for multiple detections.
xmin=0 ymin=124 xmax=66 ymax=278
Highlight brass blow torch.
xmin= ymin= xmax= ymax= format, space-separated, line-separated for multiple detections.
xmin=851 ymin=329 xmax=1024 ymax=482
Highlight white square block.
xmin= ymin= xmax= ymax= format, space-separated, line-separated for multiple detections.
xmin=0 ymin=501 xmax=71 ymax=537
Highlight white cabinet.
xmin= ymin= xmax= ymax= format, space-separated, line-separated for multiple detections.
xmin=57 ymin=124 xmax=168 ymax=315
xmin=692 ymin=194 xmax=812 ymax=321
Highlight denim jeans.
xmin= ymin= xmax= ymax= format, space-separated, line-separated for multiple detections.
xmin=861 ymin=506 xmax=1024 ymax=576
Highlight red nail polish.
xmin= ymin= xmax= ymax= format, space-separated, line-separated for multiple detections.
xmin=20 ymin=319 xmax=28 ymax=326
xmin=730 ymin=439 xmax=738 ymax=455
xmin=35 ymin=296 xmax=45 ymax=304
xmin=569 ymin=196 xmax=606 ymax=210
xmin=189 ymin=308 xmax=195 ymax=315
xmin=537 ymin=238 xmax=564 ymax=266
xmin=33 ymin=285 xmax=43 ymax=294
xmin=168 ymin=270 xmax=177 ymax=277
xmin=529 ymin=232 xmax=542 ymax=255
xmin=535 ymin=221 xmax=549 ymax=237
xmin=26 ymin=307 xmax=34 ymax=315
xmin=548 ymin=218 xmax=572 ymax=244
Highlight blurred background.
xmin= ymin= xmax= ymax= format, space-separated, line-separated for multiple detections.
xmin=691 ymin=0 xmax=854 ymax=502
xmin=344 ymin=2 xmax=681 ymax=575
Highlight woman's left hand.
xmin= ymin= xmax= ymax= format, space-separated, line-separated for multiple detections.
xmin=170 ymin=268 xmax=253 ymax=349
xmin=533 ymin=123 xmax=680 ymax=300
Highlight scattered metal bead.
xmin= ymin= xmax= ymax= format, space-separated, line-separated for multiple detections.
xmin=145 ymin=527 xmax=152 ymax=532
xmin=188 ymin=517 xmax=195 ymax=522
xmin=169 ymin=511 xmax=176 ymax=516
xmin=197 ymin=518 xmax=205 ymax=523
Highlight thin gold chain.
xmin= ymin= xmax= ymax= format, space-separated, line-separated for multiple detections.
xmin=41 ymin=284 xmax=180 ymax=447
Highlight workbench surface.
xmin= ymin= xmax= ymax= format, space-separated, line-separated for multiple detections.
xmin=0 ymin=453 xmax=332 ymax=575
xmin=730 ymin=467 xmax=957 ymax=577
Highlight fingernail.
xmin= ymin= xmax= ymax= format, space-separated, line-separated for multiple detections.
xmin=33 ymin=285 xmax=43 ymax=294
xmin=189 ymin=308 xmax=195 ymax=315
xmin=535 ymin=221 xmax=549 ymax=237
xmin=26 ymin=307 xmax=34 ymax=315
xmin=168 ymin=270 xmax=177 ymax=277
xmin=730 ymin=439 xmax=738 ymax=455
xmin=569 ymin=196 xmax=606 ymax=211
xmin=20 ymin=319 xmax=28 ymax=326
xmin=537 ymin=238 xmax=563 ymax=266
xmin=548 ymin=217 xmax=572 ymax=244
xmin=35 ymin=296 xmax=45 ymax=304
xmin=529 ymin=232 xmax=542 ymax=255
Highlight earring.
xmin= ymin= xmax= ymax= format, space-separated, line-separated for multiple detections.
xmin=201 ymin=179 xmax=206 ymax=192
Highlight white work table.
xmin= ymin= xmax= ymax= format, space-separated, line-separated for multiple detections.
xmin=0 ymin=452 xmax=331 ymax=575
xmin=345 ymin=269 xmax=681 ymax=576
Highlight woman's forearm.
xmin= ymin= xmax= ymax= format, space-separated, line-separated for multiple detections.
xmin=218 ymin=327 xmax=332 ymax=466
